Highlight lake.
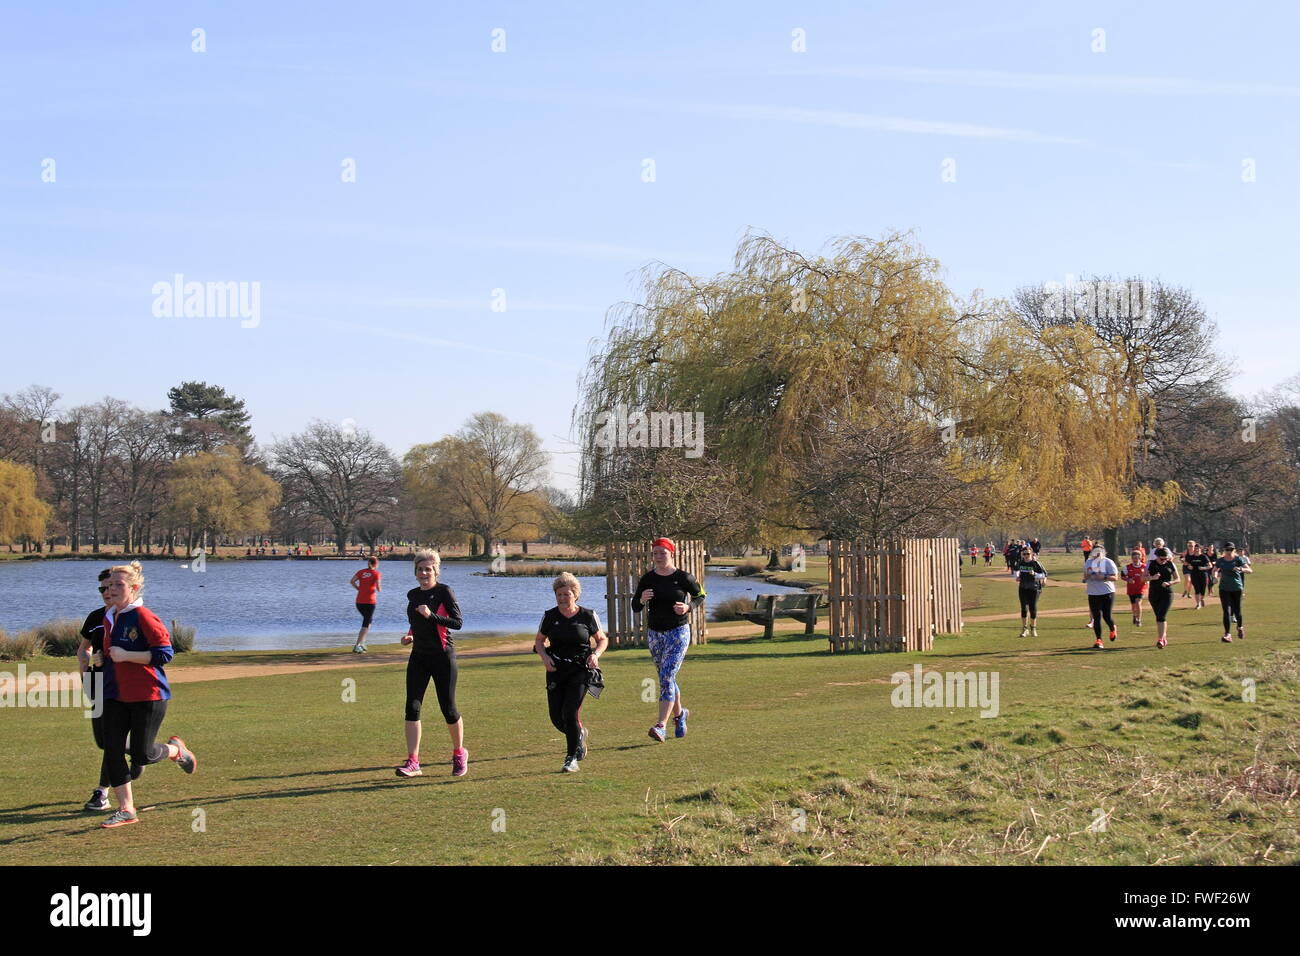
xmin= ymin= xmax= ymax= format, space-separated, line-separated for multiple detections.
xmin=0 ymin=559 xmax=804 ymax=650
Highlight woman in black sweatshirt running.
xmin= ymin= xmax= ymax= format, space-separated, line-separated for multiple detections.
xmin=395 ymin=550 xmax=468 ymax=779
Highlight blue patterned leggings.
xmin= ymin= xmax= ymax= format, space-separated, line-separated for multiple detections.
xmin=647 ymin=625 xmax=690 ymax=703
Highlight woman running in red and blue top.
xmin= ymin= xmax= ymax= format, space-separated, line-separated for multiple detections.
xmin=76 ymin=567 xmax=139 ymax=813
xmin=350 ymin=555 xmax=381 ymax=653
xmin=535 ymin=572 xmax=608 ymax=773
xmin=632 ymin=537 xmax=705 ymax=742
xmin=96 ymin=561 xmax=196 ymax=829
xmin=395 ymin=550 xmax=467 ymax=778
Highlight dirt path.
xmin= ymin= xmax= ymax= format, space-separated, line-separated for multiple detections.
xmin=0 ymin=640 xmax=538 ymax=690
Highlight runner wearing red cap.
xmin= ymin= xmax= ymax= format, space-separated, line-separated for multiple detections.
xmin=632 ymin=537 xmax=705 ymax=742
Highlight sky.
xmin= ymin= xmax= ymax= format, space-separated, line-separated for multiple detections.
xmin=3 ymin=0 xmax=1298 ymax=494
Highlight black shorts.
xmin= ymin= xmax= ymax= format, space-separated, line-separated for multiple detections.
xmin=356 ymin=603 xmax=376 ymax=627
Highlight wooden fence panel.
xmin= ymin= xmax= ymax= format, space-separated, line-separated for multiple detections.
xmin=827 ymin=538 xmax=962 ymax=653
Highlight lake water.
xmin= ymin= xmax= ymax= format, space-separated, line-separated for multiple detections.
xmin=0 ymin=559 xmax=803 ymax=650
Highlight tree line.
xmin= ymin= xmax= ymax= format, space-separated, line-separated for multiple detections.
xmin=570 ymin=231 xmax=1300 ymax=555
xmin=0 ymin=382 xmax=567 ymax=556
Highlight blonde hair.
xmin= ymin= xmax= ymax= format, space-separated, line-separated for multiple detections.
xmin=413 ymin=549 xmax=441 ymax=573
xmin=108 ymin=560 xmax=145 ymax=591
xmin=552 ymin=571 xmax=581 ymax=600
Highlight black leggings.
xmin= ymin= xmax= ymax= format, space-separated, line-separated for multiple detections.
xmin=100 ymin=698 xmax=170 ymax=789
xmin=356 ymin=603 xmax=375 ymax=627
xmin=1190 ymin=571 xmax=1208 ymax=596
xmin=1088 ymin=593 xmax=1115 ymax=637
xmin=1017 ymin=588 xmax=1040 ymax=619
xmin=1220 ymin=590 xmax=1244 ymax=631
xmin=405 ymin=651 xmax=460 ymax=724
xmin=1148 ymin=587 xmax=1173 ymax=623
xmin=546 ymin=664 xmax=589 ymax=758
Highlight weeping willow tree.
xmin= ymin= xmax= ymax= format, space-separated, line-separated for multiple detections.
xmin=574 ymin=230 xmax=1180 ymax=546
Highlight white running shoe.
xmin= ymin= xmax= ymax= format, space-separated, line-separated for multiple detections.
xmin=562 ymin=756 xmax=580 ymax=773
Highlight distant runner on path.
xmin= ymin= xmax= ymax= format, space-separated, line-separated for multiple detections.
xmin=350 ymin=556 xmax=381 ymax=653
xmin=1010 ymin=550 xmax=1047 ymax=638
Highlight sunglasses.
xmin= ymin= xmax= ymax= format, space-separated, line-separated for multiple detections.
xmin=97 ymin=586 xmax=109 ymax=593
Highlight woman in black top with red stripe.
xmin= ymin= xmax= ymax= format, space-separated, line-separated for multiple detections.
xmin=535 ymin=572 xmax=608 ymax=773
xmin=394 ymin=550 xmax=467 ymax=779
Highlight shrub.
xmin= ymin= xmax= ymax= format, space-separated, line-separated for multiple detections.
xmin=481 ymin=562 xmax=605 ymax=578
xmin=711 ymin=596 xmax=755 ymax=622
xmin=170 ymin=622 xmax=196 ymax=653
xmin=732 ymin=561 xmax=764 ymax=577
xmin=29 ymin=618 xmax=83 ymax=657
xmin=0 ymin=628 xmax=46 ymax=661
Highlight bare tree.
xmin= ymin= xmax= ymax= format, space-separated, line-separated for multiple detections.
xmin=790 ymin=416 xmax=989 ymax=542
xmin=566 ymin=447 xmax=751 ymax=548
xmin=270 ymin=421 xmax=401 ymax=554
xmin=404 ymin=412 xmax=549 ymax=556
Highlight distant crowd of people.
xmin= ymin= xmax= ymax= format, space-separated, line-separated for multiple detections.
xmin=963 ymin=533 xmax=1256 ymax=650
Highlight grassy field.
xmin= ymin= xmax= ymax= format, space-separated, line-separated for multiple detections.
xmin=1 ymin=553 xmax=1295 ymax=865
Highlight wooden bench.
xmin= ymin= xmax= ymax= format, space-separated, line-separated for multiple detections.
xmin=739 ymin=593 xmax=824 ymax=639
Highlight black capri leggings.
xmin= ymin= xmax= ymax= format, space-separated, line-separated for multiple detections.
xmin=100 ymin=698 xmax=170 ymax=789
xmin=1017 ymin=587 xmax=1040 ymax=619
xmin=1148 ymin=587 xmax=1173 ymax=623
xmin=405 ymin=650 xmax=460 ymax=723
xmin=546 ymin=662 xmax=590 ymax=759
xmin=356 ymin=603 xmax=375 ymax=627
xmin=1190 ymin=571 xmax=1208 ymax=596
xmin=1220 ymin=590 xmax=1244 ymax=631
xmin=1088 ymin=593 xmax=1115 ymax=637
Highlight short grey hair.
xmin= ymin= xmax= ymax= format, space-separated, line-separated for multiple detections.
xmin=552 ymin=571 xmax=581 ymax=599
xmin=414 ymin=549 xmax=441 ymax=573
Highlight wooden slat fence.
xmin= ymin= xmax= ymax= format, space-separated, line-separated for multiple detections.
xmin=828 ymin=538 xmax=962 ymax=652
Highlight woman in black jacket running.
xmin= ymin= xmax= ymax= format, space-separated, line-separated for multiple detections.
xmin=395 ymin=550 xmax=468 ymax=779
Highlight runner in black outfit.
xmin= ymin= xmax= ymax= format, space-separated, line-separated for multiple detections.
xmin=1144 ymin=548 xmax=1180 ymax=649
xmin=1185 ymin=543 xmax=1212 ymax=609
xmin=395 ymin=550 xmax=467 ymax=778
xmin=535 ymin=572 xmax=608 ymax=773
xmin=1010 ymin=551 xmax=1047 ymax=637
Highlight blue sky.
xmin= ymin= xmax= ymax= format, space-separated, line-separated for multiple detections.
xmin=3 ymin=1 xmax=1297 ymax=493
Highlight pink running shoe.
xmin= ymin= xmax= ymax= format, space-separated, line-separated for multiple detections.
xmin=451 ymin=749 xmax=468 ymax=777
xmin=395 ymin=757 xmax=422 ymax=777
xmin=1221 ymin=634 xmax=1233 ymax=643
xmin=1156 ymin=636 xmax=1168 ymax=649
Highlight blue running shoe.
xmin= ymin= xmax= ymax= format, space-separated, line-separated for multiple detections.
xmin=674 ymin=708 xmax=690 ymax=738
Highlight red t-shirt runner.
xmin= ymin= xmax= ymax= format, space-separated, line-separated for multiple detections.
xmin=352 ymin=568 xmax=381 ymax=604
xmin=1123 ymin=563 xmax=1148 ymax=597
